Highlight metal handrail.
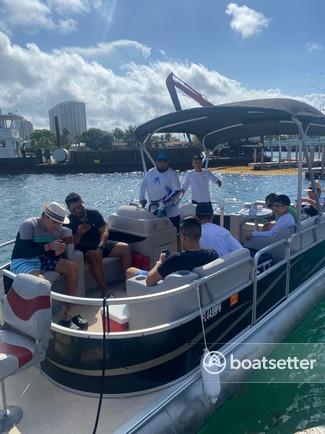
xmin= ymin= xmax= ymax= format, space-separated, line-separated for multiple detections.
xmin=50 ymin=255 xmax=252 ymax=306
xmin=252 ymin=238 xmax=289 ymax=325
xmin=0 ymin=240 xmax=15 ymax=249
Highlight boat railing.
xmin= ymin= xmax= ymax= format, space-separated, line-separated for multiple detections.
xmin=0 ymin=240 xmax=15 ymax=271
xmin=2 ymin=219 xmax=324 ymax=336
xmin=0 ymin=245 xmax=253 ymax=336
xmin=252 ymin=239 xmax=290 ymax=325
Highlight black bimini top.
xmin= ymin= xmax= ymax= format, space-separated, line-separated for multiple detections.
xmin=135 ymin=98 xmax=325 ymax=148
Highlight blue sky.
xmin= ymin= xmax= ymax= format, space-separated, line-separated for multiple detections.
xmin=1 ymin=0 xmax=325 ymax=129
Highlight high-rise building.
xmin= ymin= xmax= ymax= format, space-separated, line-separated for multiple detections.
xmin=48 ymin=101 xmax=87 ymax=143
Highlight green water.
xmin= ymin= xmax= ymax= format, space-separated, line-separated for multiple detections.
xmin=200 ymin=300 xmax=325 ymax=434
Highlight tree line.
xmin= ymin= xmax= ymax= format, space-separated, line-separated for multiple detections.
xmin=29 ymin=126 xmax=138 ymax=150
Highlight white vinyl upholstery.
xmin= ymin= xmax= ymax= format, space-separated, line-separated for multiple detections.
xmin=193 ymin=249 xmax=252 ymax=306
xmin=126 ymin=271 xmax=199 ymax=329
xmin=179 ymin=203 xmax=197 ymax=219
xmin=0 ymin=274 xmax=52 ymax=381
xmin=3 ymin=274 xmax=52 ymax=341
xmin=244 ymin=226 xmax=295 ymax=263
xmin=290 ymin=217 xmax=317 ymax=254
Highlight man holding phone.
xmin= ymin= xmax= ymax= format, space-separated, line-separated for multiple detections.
xmin=10 ymin=202 xmax=87 ymax=330
xmin=65 ymin=192 xmax=132 ymax=296
xmin=126 ymin=217 xmax=218 ymax=286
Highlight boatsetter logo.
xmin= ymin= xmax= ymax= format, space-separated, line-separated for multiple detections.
xmin=203 ymin=350 xmax=317 ymax=376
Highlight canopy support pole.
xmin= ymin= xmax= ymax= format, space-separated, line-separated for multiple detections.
xmin=202 ymin=137 xmax=210 ymax=169
xmin=139 ymin=142 xmax=147 ymax=173
xmin=292 ymin=118 xmax=322 ymax=232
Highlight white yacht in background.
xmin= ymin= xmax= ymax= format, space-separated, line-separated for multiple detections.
xmin=0 ymin=113 xmax=23 ymax=159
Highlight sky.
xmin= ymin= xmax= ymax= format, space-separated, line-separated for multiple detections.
xmin=1 ymin=0 xmax=325 ymax=131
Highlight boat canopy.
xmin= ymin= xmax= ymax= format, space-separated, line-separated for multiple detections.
xmin=135 ymin=98 xmax=325 ymax=147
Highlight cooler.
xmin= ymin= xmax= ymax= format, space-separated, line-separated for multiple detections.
xmin=102 ymin=304 xmax=129 ymax=332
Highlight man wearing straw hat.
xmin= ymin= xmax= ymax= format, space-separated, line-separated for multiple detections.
xmin=11 ymin=202 xmax=88 ymax=330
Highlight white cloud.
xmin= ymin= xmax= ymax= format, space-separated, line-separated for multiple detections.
xmin=57 ymin=18 xmax=79 ymax=34
xmin=0 ymin=0 xmax=113 ymax=34
xmin=306 ymin=42 xmax=323 ymax=52
xmin=47 ymin=0 xmax=90 ymax=15
xmin=0 ymin=31 xmax=323 ymax=132
xmin=57 ymin=40 xmax=151 ymax=62
xmin=0 ymin=0 xmax=54 ymax=32
xmin=226 ymin=3 xmax=270 ymax=39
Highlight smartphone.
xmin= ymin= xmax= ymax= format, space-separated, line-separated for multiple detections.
xmin=161 ymin=249 xmax=171 ymax=257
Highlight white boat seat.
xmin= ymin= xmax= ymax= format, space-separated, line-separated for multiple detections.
xmin=179 ymin=203 xmax=197 ymax=219
xmin=0 ymin=274 xmax=51 ymax=376
xmin=126 ymin=271 xmax=199 ymax=330
xmin=244 ymin=226 xmax=295 ymax=263
xmin=193 ymin=249 xmax=252 ymax=306
xmin=290 ymin=217 xmax=317 ymax=254
xmin=84 ymin=257 xmax=124 ymax=293
xmin=0 ymin=330 xmax=36 ymax=378
xmin=0 ymin=273 xmax=51 ymax=430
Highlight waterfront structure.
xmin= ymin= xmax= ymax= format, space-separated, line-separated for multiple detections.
xmin=0 ymin=113 xmax=26 ymax=158
xmin=49 ymin=101 xmax=87 ymax=142
xmin=0 ymin=111 xmax=33 ymax=140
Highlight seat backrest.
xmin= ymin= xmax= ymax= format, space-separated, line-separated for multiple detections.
xmin=245 ymin=225 xmax=295 ymax=262
xmin=179 ymin=203 xmax=197 ymax=219
xmin=3 ymin=274 xmax=52 ymax=341
xmin=290 ymin=218 xmax=317 ymax=254
xmin=126 ymin=271 xmax=199 ymax=329
xmin=193 ymin=248 xmax=252 ymax=306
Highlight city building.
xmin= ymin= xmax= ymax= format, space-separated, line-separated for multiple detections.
xmin=49 ymin=101 xmax=87 ymax=142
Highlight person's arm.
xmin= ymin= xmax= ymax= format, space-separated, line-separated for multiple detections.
xmin=227 ymin=233 xmax=243 ymax=251
xmin=301 ymin=197 xmax=318 ymax=210
xmin=171 ymin=169 xmax=181 ymax=192
xmin=18 ymin=221 xmax=48 ymax=257
xmin=73 ymin=224 xmax=91 ymax=246
xmin=146 ymin=252 xmax=168 ymax=286
xmin=252 ymin=214 xmax=293 ymax=238
xmin=98 ymin=224 xmax=109 ymax=248
xmin=182 ymin=172 xmax=190 ymax=193
xmin=146 ymin=261 xmax=163 ymax=286
xmin=139 ymin=173 xmax=148 ymax=202
xmin=208 ymin=170 xmax=222 ymax=187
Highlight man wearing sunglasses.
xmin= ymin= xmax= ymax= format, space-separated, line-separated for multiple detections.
xmin=65 ymin=193 xmax=131 ymax=296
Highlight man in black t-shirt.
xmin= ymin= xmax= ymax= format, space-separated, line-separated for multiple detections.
xmin=126 ymin=217 xmax=218 ymax=286
xmin=65 ymin=193 xmax=132 ymax=296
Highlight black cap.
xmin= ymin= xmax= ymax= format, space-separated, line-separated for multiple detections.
xmin=196 ymin=202 xmax=213 ymax=217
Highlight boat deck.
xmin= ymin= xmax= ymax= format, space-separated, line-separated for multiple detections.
xmin=6 ymin=364 xmax=182 ymax=434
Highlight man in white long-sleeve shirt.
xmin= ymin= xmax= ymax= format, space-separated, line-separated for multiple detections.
xmin=182 ymin=155 xmax=222 ymax=211
xmin=139 ymin=151 xmax=181 ymax=231
xmin=196 ymin=203 xmax=243 ymax=257
xmin=246 ymin=195 xmax=296 ymax=241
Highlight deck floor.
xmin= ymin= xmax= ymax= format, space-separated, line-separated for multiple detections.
xmin=6 ymin=365 xmax=182 ymax=434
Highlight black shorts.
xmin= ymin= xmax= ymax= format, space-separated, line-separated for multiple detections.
xmin=79 ymin=240 xmax=117 ymax=257
xmin=101 ymin=241 xmax=118 ymax=257
xmin=169 ymin=215 xmax=180 ymax=233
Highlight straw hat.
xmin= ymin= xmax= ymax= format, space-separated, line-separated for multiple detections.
xmin=306 ymin=181 xmax=322 ymax=192
xmin=43 ymin=202 xmax=69 ymax=224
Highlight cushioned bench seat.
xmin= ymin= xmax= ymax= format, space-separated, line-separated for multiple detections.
xmin=126 ymin=271 xmax=199 ymax=330
xmin=193 ymin=248 xmax=253 ymax=306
